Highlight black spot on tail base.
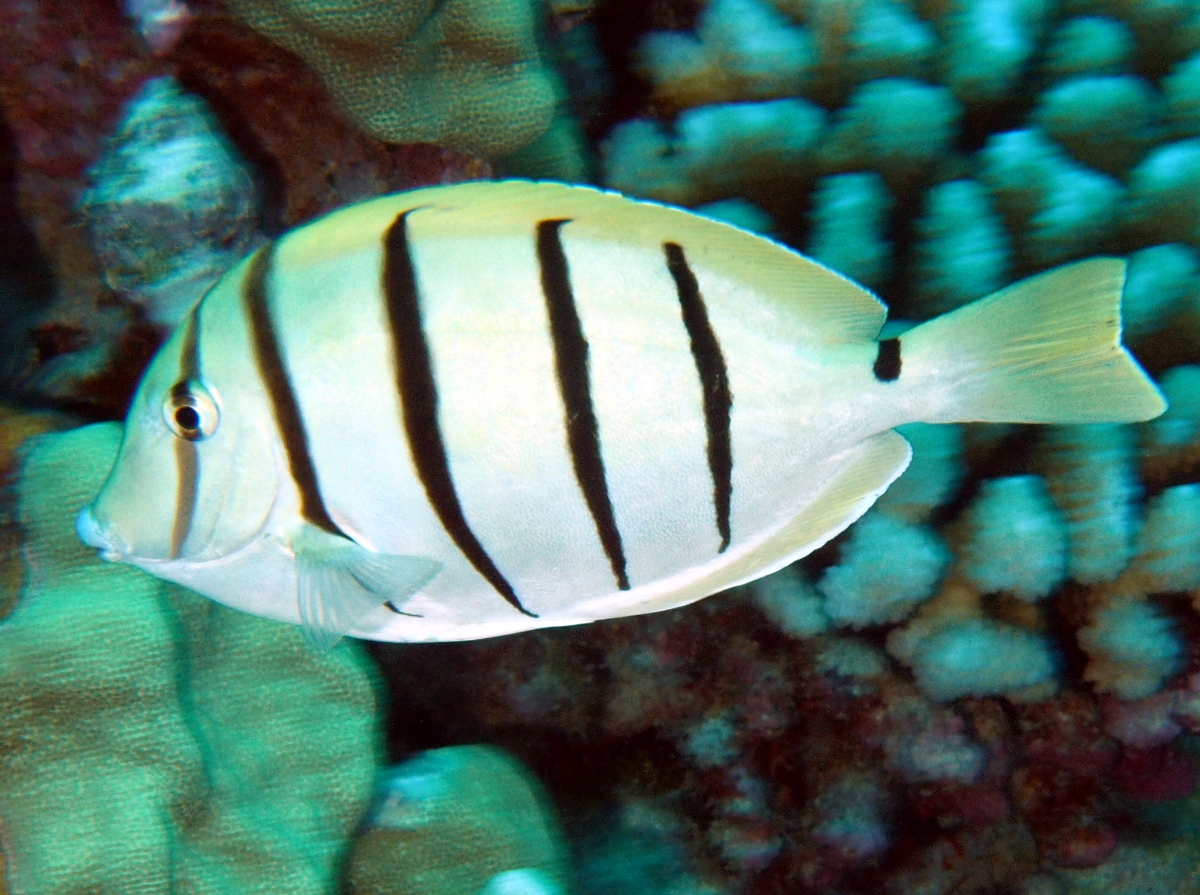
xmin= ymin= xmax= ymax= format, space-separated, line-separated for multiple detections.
xmin=874 ymin=337 xmax=902 ymax=382
xmin=169 ymin=308 xmax=202 ymax=560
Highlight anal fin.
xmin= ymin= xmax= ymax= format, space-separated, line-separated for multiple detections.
xmin=292 ymin=524 xmax=442 ymax=650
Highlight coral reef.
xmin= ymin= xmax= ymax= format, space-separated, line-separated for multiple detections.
xmin=0 ymin=417 xmax=570 ymax=893
xmin=5 ymin=0 xmax=1200 ymax=890
xmin=602 ymin=0 xmax=1200 ymax=325
xmin=221 ymin=0 xmax=584 ymax=173
xmin=0 ymin=421 xmax=382 ymax=893
xmin=80 ymin=75 xmax=262 ymax=325
xmin=0 ymin=0 xmax=491 ymax=417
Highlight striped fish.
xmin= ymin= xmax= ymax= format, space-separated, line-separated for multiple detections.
xmin=76 ymin=180 xmax=1166 ymax=647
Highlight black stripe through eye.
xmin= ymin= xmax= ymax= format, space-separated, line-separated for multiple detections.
xmin=383 ymin=210 xmax=536 ymax=618
xmin=664 ymin=241 xmax=733 ymax=553
xmin=169 ymin=307 xmax=202 ymax=560
xmin=537 ymin=218 xmax=630 ymax=591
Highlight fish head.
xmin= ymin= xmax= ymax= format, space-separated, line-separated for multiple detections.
xmin=78 ymin=315 xmax=280 ymax=565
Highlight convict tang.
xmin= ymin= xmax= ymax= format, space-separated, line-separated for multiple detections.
xmin=76 ymin=180 xmax=1166 ymax=647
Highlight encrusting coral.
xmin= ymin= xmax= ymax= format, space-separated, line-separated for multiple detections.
xmin=347 ymin=745 xmax=569 ymax=895
xmin=221 ymin=0 xmax=584 ymax=175
xmin=0 ymin=421 xmax=381 ymax=893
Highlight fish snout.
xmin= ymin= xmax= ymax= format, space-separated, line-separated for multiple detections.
xmin=75 ymin=506 xmax=127 ymax=560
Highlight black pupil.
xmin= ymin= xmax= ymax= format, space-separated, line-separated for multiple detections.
xmin=175 ymin=405 xmax=201 ymax=431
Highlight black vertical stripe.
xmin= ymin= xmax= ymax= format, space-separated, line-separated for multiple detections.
xmin=537 ymin=218 xmax=631 ymax=591
xmin=383 ymin=210 xmax=536 ymax=618
xmin=874 ymin=337 xmax=902 ymax=381
xmin=242 ymin=243 xmax=347 ymax=537
xmin=664 ymin=242 xmax=733 ymax=553
xmin=169 ymin=308 xmax=201 ymax=560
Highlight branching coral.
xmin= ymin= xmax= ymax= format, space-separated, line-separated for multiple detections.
xmin=912 ymin=179 xmax=1011 ymax=315
xmin=959 ymin=475 xmax=1067 ymax=600
xmin=602 ymin=0 xmax=1200 ymax=312
xmin=603 ymin=98 xmax=826 ymax=209
xmin=805 ymin=171 xmax=893 ymax=289
xmin=815 ymin=510 xmax=950 ymax=628
xmin=635 ymin=0 xmax=814 ymax=108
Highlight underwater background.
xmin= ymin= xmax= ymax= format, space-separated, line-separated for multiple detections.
xmin=3 ymin=0 xmax=1200 ymax=891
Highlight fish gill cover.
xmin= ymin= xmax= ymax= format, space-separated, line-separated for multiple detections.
xmin=1 ymin=0 xmax=1200 ymax=892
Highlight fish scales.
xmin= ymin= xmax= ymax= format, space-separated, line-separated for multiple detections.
xmin=76 ymin=180 xmax=1167 ymax=646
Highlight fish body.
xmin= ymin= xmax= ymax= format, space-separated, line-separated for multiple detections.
xmin=77 ymin=180 xmax=1166 ymax=646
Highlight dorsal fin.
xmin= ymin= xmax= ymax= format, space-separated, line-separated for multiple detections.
xmin=281 ymin=179 xmax=888 ymax=344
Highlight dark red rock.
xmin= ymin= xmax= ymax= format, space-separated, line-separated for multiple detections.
xmin=0 ymin=0 xmax=161 ymax=413
xmin=1017 ymin=691 xmax=1118 ymax=775
xmin=1115 ymin=742 xmax=1198 ymax=802
xmin=1039 ymin=822 xmax=1118 ymax=869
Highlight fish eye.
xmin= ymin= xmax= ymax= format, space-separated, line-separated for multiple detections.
xmin=164 ymin=381 xmax=219 ymax=441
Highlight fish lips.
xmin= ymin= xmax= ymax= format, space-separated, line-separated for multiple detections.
xmin=75 ymin=505 xmax=130 ymax=562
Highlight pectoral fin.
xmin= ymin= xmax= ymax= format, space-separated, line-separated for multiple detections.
xmin=291 ymin=524 xmax=442 ymax=650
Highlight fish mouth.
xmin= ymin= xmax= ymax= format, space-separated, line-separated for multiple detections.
xmin=74 ymin=506 xmax=130 ymax=561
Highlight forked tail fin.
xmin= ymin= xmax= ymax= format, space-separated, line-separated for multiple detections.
xmin=901 ymin=258 xmax=1166 ymax=425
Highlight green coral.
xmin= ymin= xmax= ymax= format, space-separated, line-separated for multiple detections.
xmin=0 ymin=422 xmax=382 ymax=894
xmin=0 ymin=421 xmax=575 ymax=894
xmin=603 ymin=0 xmax=1200 ymax=326
xmin=223 ymin=0 xmax=585 ymax=177
xmin=347 ymin=745 xmax=570 ymax=895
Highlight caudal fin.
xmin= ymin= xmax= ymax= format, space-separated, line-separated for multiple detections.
xmin=901 ymin=258 xmax=1166 ymax=425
